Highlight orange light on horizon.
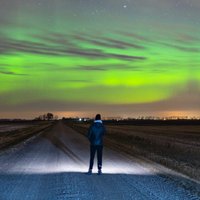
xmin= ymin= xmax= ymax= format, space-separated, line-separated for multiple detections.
xmin=160 ymin=111 xmax=200 ymax=118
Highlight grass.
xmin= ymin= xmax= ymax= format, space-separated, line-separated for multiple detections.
xmin=0 ymin=121 xmax=54 ymax=151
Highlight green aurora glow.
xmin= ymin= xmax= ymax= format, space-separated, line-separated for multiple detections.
xmin=0 ymin=0 xmax=200 ymax=118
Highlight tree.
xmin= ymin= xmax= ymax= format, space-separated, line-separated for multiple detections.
xmin=46 ymin=113 xmax=54 ymax=121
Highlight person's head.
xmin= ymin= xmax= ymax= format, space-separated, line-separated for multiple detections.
xmin=95 ymin=114 xmax=101 ymax=120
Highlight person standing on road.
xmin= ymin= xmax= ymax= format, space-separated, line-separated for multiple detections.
xmin=87 ymin=114 xmax=106 ymax=175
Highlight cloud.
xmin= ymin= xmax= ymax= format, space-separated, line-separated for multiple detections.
xmin=161 ymin=42 xmax=200 ymax=53
xmin=72 ymin=33 xmax=145 ymax=50
xmin=98 ymin=36 xmax=145 ymax=49
xmin=0 ymin=35 xmax=103 ymax=58
xmin=74 ymin=66 xmax=107 ymax=71
xmin=116 ymin=31 xmax=152 ymax=42
xmin=31 ymin=33 xmax=76 ymax=47
xmin=0 ymin=70 xmax=28 ymax=76
xmin=0 ymin=36 xmax=60 ymax=56
xmin=169 ymin=44 xmax=199 ymax=53
xmin=37 ymin=63 xmax=142 ymax=72
xmin=0 ymin=34 xmax=146 ymax=61
xmin=65 ymin=48 xmax=107 ymax=59
xmin=176 ymin=34 xmax=200 ymax=44
xmin=68 ymin=64 xmax=142 ymax=71
xmin=63 ymin=79 xmax=93 ymax=83
xmin=108 ymin=53 xmax=146 ymax=61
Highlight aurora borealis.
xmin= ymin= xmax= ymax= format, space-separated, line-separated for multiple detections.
xmin=0 ymin=0 xmax=200 ymax=118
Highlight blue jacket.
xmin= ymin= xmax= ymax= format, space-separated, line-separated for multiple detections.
xmin=88 ymin=121 xmax=106 ymax=145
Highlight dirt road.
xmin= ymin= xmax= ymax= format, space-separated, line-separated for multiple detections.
xmin=0 ymin=121 xmax=199 ymax=200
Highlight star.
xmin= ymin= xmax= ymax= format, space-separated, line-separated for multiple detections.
xmin=123 ymin=5 xmax=127 ymax=8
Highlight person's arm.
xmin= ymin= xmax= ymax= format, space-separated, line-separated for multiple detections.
xmin=103 ymin=125 xmax=106 ymax=136
xmin=87 ymin=125 xmax=93 ymax=141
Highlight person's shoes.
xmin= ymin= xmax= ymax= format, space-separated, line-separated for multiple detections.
xmin=86 ymin=169 xmax=92 ymax=175
xmin=98 ymin=169 xmax=102 ymax=175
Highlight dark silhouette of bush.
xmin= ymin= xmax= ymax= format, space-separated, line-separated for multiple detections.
xmin=34 ymin=113 xmax=54 ymax=121
xmin=46 ymin=113 xmax=54 ymax=121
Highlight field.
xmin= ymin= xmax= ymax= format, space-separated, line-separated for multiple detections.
xmin=1 ymin=120 xmax=199 ymax=181
xmin=0 ymin=121 xmax=54 ymax=151
xmin=69 ymin=121 xmax=200 ymax=181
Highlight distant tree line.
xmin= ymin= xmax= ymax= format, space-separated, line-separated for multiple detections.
xmin=34 ymin=113 xmax=58 ymax=121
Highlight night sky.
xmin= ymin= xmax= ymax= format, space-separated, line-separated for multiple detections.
xmin=0 ymin=0 xmax=200 ymax=118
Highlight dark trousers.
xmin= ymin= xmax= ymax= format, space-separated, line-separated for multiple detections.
xmin=89 ymin=145 xmax=103 ymax=170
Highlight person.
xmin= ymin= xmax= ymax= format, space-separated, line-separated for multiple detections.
xmin=87 ymin=114 xmax=106 ymax=175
